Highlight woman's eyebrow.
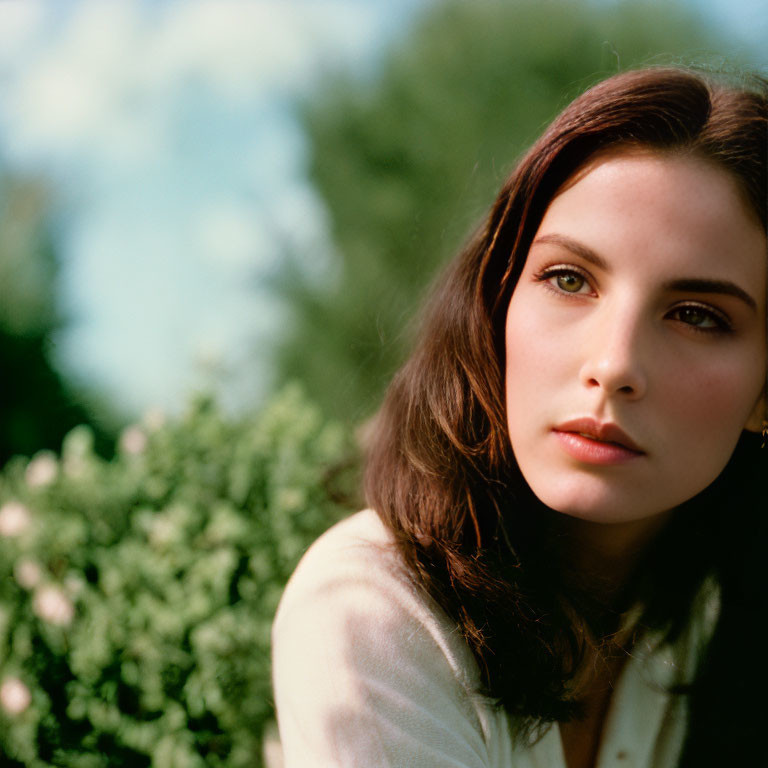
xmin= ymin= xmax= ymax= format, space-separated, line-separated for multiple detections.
xmin=532 ymin=234 xmax=609 ymax=270
xmin=532 ymin=233 xmax=758 ymax=312
xmin=661 ymin=278 xmax=757 ymax=311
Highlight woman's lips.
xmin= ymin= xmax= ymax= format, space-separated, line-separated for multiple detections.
xmin=552 ymin=418 xmax=645 ymax=466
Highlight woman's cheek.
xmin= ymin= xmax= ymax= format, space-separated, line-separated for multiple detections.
xmin=667 ymin=357 xmax=760 ymax=443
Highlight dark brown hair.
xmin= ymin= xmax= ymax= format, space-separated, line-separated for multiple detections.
xmin=365 ymin=67 xmax=768 ymax=758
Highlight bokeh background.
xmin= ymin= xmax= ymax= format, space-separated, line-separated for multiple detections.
xmin=0 ymin=0 xmax=765 ymax=765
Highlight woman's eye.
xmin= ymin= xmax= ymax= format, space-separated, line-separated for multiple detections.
xmin=554 ymin=273 xmax=585 ymax=293
xmin=670 ymin=305 xmax=731 ymax=333
xmin=541 ymin=269 xmax=590 ymax=295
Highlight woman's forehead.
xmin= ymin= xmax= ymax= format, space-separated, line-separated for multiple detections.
xmin=533 ymin=151 xmax=767 ymax=299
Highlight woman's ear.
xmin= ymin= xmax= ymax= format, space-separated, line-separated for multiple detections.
xmin=744 ymin=392 xmax=767 ymax=433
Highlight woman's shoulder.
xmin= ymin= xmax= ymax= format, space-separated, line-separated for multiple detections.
xmin=274 ymin=511 xmax=394 ymax=632
xmin=275 ymin=510 xmax=405 ymax=607
xmin=273 ymin=508 xmax=477 ymax=687
xmin=272 ymin=510 xmax=511 ymax=767
xmin=280 ymin=509 xmax=398 ymax=588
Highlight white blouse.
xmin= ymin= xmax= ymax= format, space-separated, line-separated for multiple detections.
xmin=272 ymin=509 xmax=717 ymax=768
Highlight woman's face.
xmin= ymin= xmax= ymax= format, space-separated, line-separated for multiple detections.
xmin=505 ymin=151 xmax=767 ymax=525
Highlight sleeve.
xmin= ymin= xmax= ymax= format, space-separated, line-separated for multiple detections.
xmin=271 ymin=514 xmax=495 ymax=768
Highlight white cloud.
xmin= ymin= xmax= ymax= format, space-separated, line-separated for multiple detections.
xmin=151 ymin=2 xmax=307 ymax=100
xmin=0 ymin=2 xmax=46 ymax=65
xmin=0 ymin=0 xmax=380 ymax=165
xmin=149 ymin=1 xmax=381 ymax=100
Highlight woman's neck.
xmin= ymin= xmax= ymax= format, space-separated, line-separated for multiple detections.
xmin=559 ymin=511 xmax=672 ymax=608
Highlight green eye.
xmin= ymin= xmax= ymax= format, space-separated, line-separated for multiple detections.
xmin=678 ymin=306 xmax=715 ymax=327
xmin=535 ymin=266 xmax=592 ymax=296
xmin=556 ymin=273 xmax=585 ymax=293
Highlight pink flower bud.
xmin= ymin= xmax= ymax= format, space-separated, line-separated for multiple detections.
xmin=26 ymin=454 xmax=58 ymax=488
xmin=0 ymin=501 xmax=32 ymax=537
xmin=0 ymin=677 xmax=31 ymax=715
xmin=14 ymin=558 xmax=42 ymax=589
xmin=33 ymin=585 xmax=75 ymax=627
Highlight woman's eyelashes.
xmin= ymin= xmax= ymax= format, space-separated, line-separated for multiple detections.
xmin=532 ymin=264 xmax=734 ymax=335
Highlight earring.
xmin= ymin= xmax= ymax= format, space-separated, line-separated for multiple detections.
xmin=762 ymin=419 xmax=768 ymax=449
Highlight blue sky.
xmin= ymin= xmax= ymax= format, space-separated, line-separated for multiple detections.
xmin=0 ymin=0 xmax=429 ymax=419
xmin=0 ymin=0 xmax=763 ymax=420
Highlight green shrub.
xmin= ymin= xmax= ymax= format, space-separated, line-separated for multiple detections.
xmin=0 ymin=386 xmax=353 ymax=767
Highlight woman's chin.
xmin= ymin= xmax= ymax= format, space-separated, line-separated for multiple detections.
xmin=534 ymin=487 xmax=663 ymax=526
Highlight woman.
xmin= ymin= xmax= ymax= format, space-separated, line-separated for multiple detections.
xmin=272 ymin=67 xmax=768 ymax=768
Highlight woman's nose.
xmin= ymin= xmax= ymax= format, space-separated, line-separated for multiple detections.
xmin=578 ymin=307 xmax=648 ymax=399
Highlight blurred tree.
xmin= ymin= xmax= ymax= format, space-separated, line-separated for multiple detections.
xmin=0 ymin=172 xmax=116 ymax=465
xmin=276 ymin=0 xmax=756 ymax=423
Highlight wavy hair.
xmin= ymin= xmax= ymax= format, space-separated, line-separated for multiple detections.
xmin=364 ymin=67 xmax=768 ymax=760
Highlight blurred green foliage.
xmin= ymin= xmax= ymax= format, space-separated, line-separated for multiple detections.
xmin=0 ymin=386 xmax=351 ymax=767
xmin=0 ymin=172 xmax=116 ymax=466
xmin=276 ymin=0 xmax=757 ymax=422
